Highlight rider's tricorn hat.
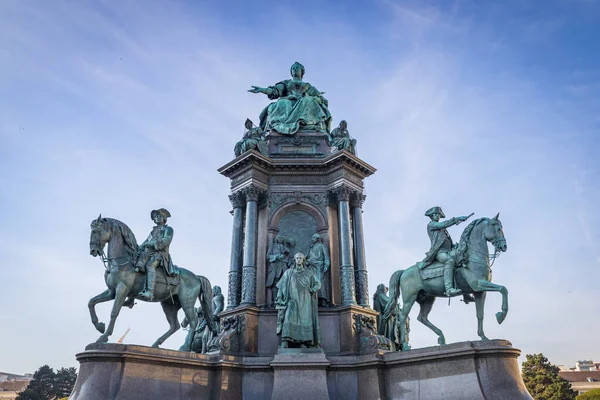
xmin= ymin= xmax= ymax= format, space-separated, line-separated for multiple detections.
xmin=151 ymin=208 xmax=171 ymax=219
xmin=425 ymin=206 xmax=445 ymax=218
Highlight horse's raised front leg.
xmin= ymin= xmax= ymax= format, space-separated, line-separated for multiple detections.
xmin=475 ymin=279 xmax=509 ymax=324
xmin=416 ymin=296 xmax=445 ymax=345
xmin=473 ymin=292 xmax=488 ymax=341
xmin=152 ymin=300 xmax=181 ymax=349
xmin=96 ymin=283 xmax=128 ymax=343
xmin=88 ymin=289 xmax=114 ymax=334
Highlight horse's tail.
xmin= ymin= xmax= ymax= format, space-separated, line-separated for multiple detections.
xmin=383 ymin=269 xmax=404 ymax=321
xmin=197 ymin=275 xmax=215 ymax=333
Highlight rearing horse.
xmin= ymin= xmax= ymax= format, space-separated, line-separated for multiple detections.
xmin=88 ymin=215 xmax=215 ymax=351
xmin=383 ymin=214 xmax=508 ymax=350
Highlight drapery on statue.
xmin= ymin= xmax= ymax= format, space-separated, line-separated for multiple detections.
xmin=234 ymin=118 xmax=268 ymax=157
xmin=373 ymin=284 xmax=409 ymax=351
xmin=383 ymin=213 xmax=508 ymax=350
xmin=417 ymin=206 xmax=473 ymax=297
xmin=266 ymin=235 xmax=293 ymax=307
xmin=327 ymin=120 xmax=357 ymax=154
xmin=305 ymin=233 xmax=331 ymax=307
xmin=276 ymin=253 xmax=321 ymax=348
xmin=248 ymin=62 xmax=332 ymax=135
xmin=135 ymin=208 xmax=179 ymax=301
xmin=88 ymin=214 xmax=214 ymax=351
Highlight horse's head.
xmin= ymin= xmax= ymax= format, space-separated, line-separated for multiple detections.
xmin=89 ymin=214 xmax=110 ymax=257
xmin=484 ymin=213 xmax=507 ymax=252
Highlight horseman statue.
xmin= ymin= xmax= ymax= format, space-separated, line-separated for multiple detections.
xmin=417 ymin=206 xmax=472 ymax=297
xmin=136 ymin=208 xmax=179 ymax=301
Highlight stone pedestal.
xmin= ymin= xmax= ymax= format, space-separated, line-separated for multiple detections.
xmin=270 ymin=349 xmax=330 ymax=400
xmin=70 ymin=340 xmax=532 ymax=400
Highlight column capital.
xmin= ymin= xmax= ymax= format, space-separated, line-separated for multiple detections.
xmin=350 ymin=192 xmax=367 ymax=208
xmin=328 ymin=184 xmax=356 ymax=203
xmin=229 ymin=191 xmax=246 ymax=208
xmin=240 ymin=185 xmax=266 ymax=202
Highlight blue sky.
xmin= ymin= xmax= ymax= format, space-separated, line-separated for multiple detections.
xmin=1 ymin=0 xmax=599 ymax=373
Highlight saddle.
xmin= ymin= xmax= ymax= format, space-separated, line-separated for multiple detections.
xmin=155 ymin=265 xmax=180 ymax=287
xmin=419 ymin=262 xmax=446 ymax=280
xmin=419 ymin=260 xmax=465 ymax=281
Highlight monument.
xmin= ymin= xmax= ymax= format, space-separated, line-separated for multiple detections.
xmin=70 ymin=62 xmax=532 ymax=399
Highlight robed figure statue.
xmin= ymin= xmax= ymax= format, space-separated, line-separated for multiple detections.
xmin=305 ymin=233 xmax=331 ymax=307
xmin=276 ymin=253 xmax=321 ymax=348
xmin=248 ymin=62 xmax=332 ymax=135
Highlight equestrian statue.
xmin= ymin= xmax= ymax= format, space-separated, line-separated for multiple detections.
xmin=87 ymin=210 xmax=215 ymax=351
xmin=383 ymin=209 xmax=508 ymax=350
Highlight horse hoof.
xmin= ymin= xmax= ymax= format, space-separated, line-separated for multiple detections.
xmin=402 ymin=343 xmax=411 ymax=351
xmin=96 ymin=322 xmax=106 ymax=334
xmin=496 ymin=312 xmax=506 ymax=324
xmin=178 ymin=345 xmax=190 ymax=352
xmin=151 ymin=343 xmax=160 ymax=348
xmin=438 ymin=337 xmax=446 ymax=345
xmin=480 ymin=336 xmax=489 ymax=341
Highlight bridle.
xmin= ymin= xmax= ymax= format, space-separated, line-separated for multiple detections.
xmin=467 ymin=219 xmax=505 ymax=269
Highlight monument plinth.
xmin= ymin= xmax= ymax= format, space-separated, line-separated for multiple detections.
xmin=72 ymin=62 xmax=533 ymax=399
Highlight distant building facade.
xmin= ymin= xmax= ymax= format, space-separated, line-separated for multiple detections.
xmin=0 ymin=380 xmax=29 ymax=400
xmin=559 ymin=369 xmax=600 ymax=394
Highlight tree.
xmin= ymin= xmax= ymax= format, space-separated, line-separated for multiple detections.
xmin=577 ymin=389 xmax=600 ymax=399
xmin=53 ymin=368 xmax=77 ymax=399
xmin=16 ymin=365 xmax=77 ymax=400
xmin=522 ymin=353 xmax=578 ymax=400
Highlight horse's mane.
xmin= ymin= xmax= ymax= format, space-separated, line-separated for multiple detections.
xmin=105 ymin=218 xmax=139 ymax=258
xmin=456 ymin=217 xmax=486 ymax=262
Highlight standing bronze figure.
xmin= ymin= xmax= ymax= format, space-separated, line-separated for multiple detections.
xmin=276 ymin=253 xmax=321 ymax=348
xmin=88 ymin=214 xmax=215 ymax=351
xmin=305 ymin=233 xmax=331 ymax=307
xmin=384 ymin=214 xmax=508 ymax=350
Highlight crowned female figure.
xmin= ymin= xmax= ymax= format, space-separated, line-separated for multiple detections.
xmin=248 ymin=62 xmax=332 ymax=135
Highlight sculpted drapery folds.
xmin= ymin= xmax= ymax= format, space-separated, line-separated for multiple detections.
xmin=305 ymin=233 xmax=331 ymax=307
xmin=328 ymin=120 xmax=357 ymax=154
xmin=276 ymin=253 xmax=321 ymax=348
xmin=266 ymin=235 xmax=293 ymax=306
xmin=248 ymin=62 xmax=332 ymax=135
xmin=234 ymin=118 xmax=268 ymax=157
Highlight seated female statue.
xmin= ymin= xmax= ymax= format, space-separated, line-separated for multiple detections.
xmin=248 ymin=62 xmax=332 ymax=135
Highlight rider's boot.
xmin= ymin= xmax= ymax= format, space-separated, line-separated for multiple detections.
xmin=444 ymin=260 xmax=462 ymax=297
xmin=138 ymin=267 xmax=156 ymax=301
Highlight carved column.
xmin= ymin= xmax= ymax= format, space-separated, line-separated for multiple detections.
xmin=351 ymin=193 xmax=369 ymax=307
xmin=226 ymin=191 xmax=245 ymax=310
xmin=332 ymin=185 xmax=357 ymax=306
xmin=241 ymin=186 xmax=263 ymax=306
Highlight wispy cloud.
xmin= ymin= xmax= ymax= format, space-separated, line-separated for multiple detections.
xmin=0 ymin=0 xmax=598 ymax=373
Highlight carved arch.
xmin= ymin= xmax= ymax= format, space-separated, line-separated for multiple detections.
xmin=269 ymin=202 xmax=327 ymax=231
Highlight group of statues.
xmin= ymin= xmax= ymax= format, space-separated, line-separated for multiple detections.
xmin=234 ymin=62 xmax=357 ymax=157
xmin=266 ymin=233 xmax=330 ymax=349
xmin=266 ymin=233 xmax=331 ymax=308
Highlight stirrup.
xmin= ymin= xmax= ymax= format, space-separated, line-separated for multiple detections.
xmin=138 ymin=290 xmax=154 ymax=301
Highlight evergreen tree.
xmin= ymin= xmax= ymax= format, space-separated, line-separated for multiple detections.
xmin=17 ymin=365 xmax=55 ymax=400
xmin=52 ymin=368 xmax=77 ymax=399
xmin=522 ymin=353 xmax=577 ymax=400
xmin=16 ymin=365 xmax=77 ymax=400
